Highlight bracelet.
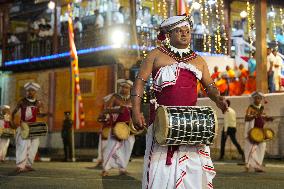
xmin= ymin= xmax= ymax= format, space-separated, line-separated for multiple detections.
xmin=136 ymin=75 xmax=147 ymax=83
xmin=131 ymin=94 xmax=144 ymax=100
xmin=204 ymin=82 xmax=217 ymax=92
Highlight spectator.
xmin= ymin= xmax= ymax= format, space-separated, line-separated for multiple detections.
xmin=8 ymin=33 xmax=20 ymax=44
xmin=112 ymin=7 xmax=124 ymax=24
xmin=267 ymin=48 xmax=276 ymax=92
xmin=74 ymin=17 xmax=83 ymax=39
xmin=272 ymin=49 xmax=283 ymax=91
xmin=226 ymin=65 xmax=235 ymax=78
xmin=248 ymin=52 xmax=256 ymax=76
xmin=211 ymin=66 xmax=220 ymax=82
xmin=94 ymin=10 xmax=104 ymax=28
xmin=276 ymin=30 xmax=284 ymax=54
xmin=193 ymin=22 xmax=209 ymax=35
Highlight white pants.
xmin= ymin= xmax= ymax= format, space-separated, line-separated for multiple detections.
xmin=103 ymin=132 xmax=135 ymax=171
xmin=244 ymin=121 xmax=266 ymax=169
xmin=0 ymin=138 xmax=10 ymax=161
xmin=16 ymin=127 xmax=40 ymax=168
xmin=142 ymin=125 xmax=216 ymax=189
xmin=97 ymin=134 xmax=108 ymax=162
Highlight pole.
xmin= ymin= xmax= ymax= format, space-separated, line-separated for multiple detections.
xmin=255 ymin=0 xmax=268 ymax=93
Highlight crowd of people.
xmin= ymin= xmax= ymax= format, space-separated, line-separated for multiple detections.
xmin=197 ymin=48 xmax=283 ymax=97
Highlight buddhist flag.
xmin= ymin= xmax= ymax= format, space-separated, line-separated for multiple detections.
xmin=177 ymin=0 xmax=189 ymax=15
xmin=68 ymin=5 xmax=85 ymax=129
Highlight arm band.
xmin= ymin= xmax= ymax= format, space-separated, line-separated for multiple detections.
xmin=204 ymin=82 xmax=217 ymax=92
xmin=131 ymin=94 xmax=144 ymax=100
xmin=136 ymin=75 xmax=147 ymax=83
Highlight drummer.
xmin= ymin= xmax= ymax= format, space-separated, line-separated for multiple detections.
xmin=132 ymin=15 xmax=227 ymax=189
xmin=0 ymin=105 xmax=12 ymax=162
xmin=11 ymin=82 xmax=50 ymax=173
xmin=101 ymin=79 xmax=135 ymax=176
xmin=244 ymin=91 xmax=273 ymax=172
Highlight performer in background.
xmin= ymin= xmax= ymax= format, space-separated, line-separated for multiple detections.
xmin=132 ymin=15 xmax=227 ymax=189
xmin=219 ymin=100 xmax=244 ymax=161
xmin=102 ymin=79 xmax=135 ymax=176
xmin=0 ymin=105 xmax=13 ymax=162
xmin=61 ymin=111 xmax=73 ymax=162
xmin=12 ymin=82 xmax=50 ymax=173
xmin=94 ymin=93 xmax=115 ymax=168
xmin=244 ymin=92 xmax=273 ymax=172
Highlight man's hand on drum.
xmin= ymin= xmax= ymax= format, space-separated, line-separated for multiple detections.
xmin=215 ymin=96 xmax=228 ymax=114
xmin=132 ymin=112 xmax=146 ymax=131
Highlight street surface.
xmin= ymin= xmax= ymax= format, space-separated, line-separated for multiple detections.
xmin=0 ymin=159 xmax=284 ymax=189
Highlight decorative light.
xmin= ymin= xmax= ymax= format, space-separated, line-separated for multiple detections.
xmin=192 ymin=2 xmax=201 ymax=10
xmin=208 ymin=0 xmax=216 ymax=5
xmin=268 ymin=7 xmax=276 ymax=18
xmin=48 ymin=1 xmax=55 ymax=10
xmin=240 ymin=11 xmax=248 ymax=18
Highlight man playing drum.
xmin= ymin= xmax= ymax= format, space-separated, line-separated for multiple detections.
xmin=244 ymin=91 xmax=273 ymax=172
xmin=101 ymin=79 xmax=135 ymax=176
xmin=0 ymin=105 xmax=13 ymax=162
xmin=12 ymin=82 xmax=49 ymax=173
xmin=131 ymin=15 xmax=227 ymax=189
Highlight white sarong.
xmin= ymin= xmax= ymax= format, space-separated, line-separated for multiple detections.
xmin=142 ymin=125 xmax=216 ymax=189
xmin=244 ymin=121 xmax=266 ymax=169
xmin=97 ymin=134 xmax=108 ymax=162
xmin=103 ymin=132 xmax=135 ymax=171
xmin=16 ymin=127 xmax=40 ymax=168
xmin=0 ymin=138 xmax=10 ymax=161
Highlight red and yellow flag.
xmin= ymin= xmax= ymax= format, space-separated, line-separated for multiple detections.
xmin=177 ymin=0 xmax=189 ymax=15
xmin=68 ymin=5 xmax=85 ymax=129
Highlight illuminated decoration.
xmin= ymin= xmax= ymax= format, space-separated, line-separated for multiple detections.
xmin=214 ymin=0 xmax=221 ymax=53
xmin=48 ymin=1 xmax=55 ymax=10
xmin=270 ymin=6 xmax=277 ymax=48
xmin=192 ymin=2 xmax=201 ymax=10
xmin=240 ymin=10 xmax=248 ymax=18
xmin=4 ymin=46 xmax=225 ymax=66
xmin=218 ymin=0 xmax=227 ymax=54
xmin=208 ymin=0 xmax=216 ymax=5
xmin=281 ymin=8 xmax=284 ymax=25
xmin=246 ymin=1 xmax=252 ymax=45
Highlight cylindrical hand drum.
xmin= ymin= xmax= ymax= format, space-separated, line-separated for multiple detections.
xmin=249 ymin=127 xmax=264 ymax=143
xmin=21 ymin=122 xmax=48 ymax=139
xmin=0 ymin=128 xmax=16 ymax=138
xmin=113 ymin=122 xmax=130 ymax=140
xmin=154 ymin=106 xmax=218 ymax=146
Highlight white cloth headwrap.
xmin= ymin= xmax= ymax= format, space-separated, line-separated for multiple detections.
xmin=160 ymin=15 xmax=193 ymax=31
xmin=24 ymin=82 xmax=41 ymax=91
xmin=251 ymin=91 xmax=264 ymax=98
xmin=117 ymin=79 xmax=133 ymax=87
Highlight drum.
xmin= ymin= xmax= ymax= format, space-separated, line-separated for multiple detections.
xmin=101 ymin=127 xmax=111 ymax=140
xmin=249 ymin=127 xmax=264 ymax=143
xmin=113 ymin=122 xmax=130 ymax=140
xmin=21 ymin=122 xmax=48 ymax=139
xmin=264 ymin=128 xmax=274 ymax=140
xmin=154 ymin=106 xmax=218 ymax=146
xmin=0 ymin=128 xmax=16 ymax=138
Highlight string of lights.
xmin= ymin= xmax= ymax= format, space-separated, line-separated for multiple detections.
xmin=215 ymin=0 xmax=221 ymax=53
xmin=208 ymin=1 xmax=213 ymax=53
xmin=218 ymin=0 xmax=227 ymax=54
xmin=246 ymin=1 xmax=253 ymax=46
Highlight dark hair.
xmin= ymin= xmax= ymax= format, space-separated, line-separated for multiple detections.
xmin=226 ymin=100 xmax=231 ymax=107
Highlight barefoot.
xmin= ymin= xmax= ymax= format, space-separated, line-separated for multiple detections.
xmin=25 ymin=166 xmax=35 ymax=171
xmin=119 ymin=170 xmax=129 ymax=175
xmin=101 ymin=171 xmax=109 ymax=176
xmin=15 ymin=167 xmax=28 ymax=174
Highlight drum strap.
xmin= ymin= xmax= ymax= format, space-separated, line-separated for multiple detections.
xmin=166 ymin=146 xmax=179 ymax=165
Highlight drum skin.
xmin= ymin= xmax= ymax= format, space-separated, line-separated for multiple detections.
xmin=154 ymin=106 xmax=218 ymax=146
xmin=101 ymin=127 xmax=111 ymax=140
xmin=264 ymin=128 xmax=274 ymax=140
xmin=249 ymin=127 xmax=264 ymax=143
xmin=113 ymin=122 xmax=130 ymax=140
xmin=21 ymin=122 xmax=30 ymax=139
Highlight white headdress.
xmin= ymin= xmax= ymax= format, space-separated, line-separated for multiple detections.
xmin=24 ymin=82 xmax=41 ymax=91
xmin=117 ymin=79 xmax=133 ymax=87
